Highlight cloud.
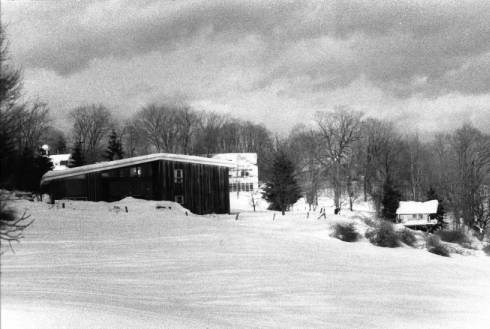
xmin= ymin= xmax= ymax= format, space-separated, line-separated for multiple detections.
xmin=7 ymin=0 xmax=490 ymax=96
xmin=3 ymin=0 xmax=490 ymax=135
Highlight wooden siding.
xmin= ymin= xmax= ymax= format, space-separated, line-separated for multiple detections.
xmin=45 ymin=159 xmax=230 ymax=214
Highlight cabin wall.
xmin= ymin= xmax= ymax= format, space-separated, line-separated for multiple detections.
xmin=157 ymin=160 xmax=229 ymax=214
xmin=46 ymin=159 xmax=230 ymax=214
xmin=398 ymin=213 xmax=431 ymax=221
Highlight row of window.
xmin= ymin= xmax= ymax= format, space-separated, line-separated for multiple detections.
xmin=99 ymin=166 xmax=186 ymax=180
xmin=400 ymin=214 xmax=427 ymax=220
xmin=229 ymin=169 xmax=253 ymax=178
xmin=101 ymin=165 xmax=152 ymax=178
xmin=230 ymin=183 xmax=254 ymax=192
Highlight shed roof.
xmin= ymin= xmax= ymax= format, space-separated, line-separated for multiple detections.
xmin=396 ymin=200 xmax=438 ymax=215
xmin=41 ymin=153 xmax=234 ymax=185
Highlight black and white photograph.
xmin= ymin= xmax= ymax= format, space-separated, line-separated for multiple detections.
xmin=1 ymin=0 xmax=490 ymax=328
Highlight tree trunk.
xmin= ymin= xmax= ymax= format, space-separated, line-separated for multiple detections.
xmin=334 ymin=162 xmax=341 ymax=209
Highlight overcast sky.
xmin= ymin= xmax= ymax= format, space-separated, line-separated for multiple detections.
xmin=3 ymin=0 xmax=490 ymax=134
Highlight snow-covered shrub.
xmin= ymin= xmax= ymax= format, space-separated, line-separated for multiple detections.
xmin=426 ymin=235 xmax=450 ymax=257
xmin=483 ymin=244 xmax=490 ymax=256
xmin=428 ymin=244 xmax=450 ymax=257
xmin=332 ymin=222 xmax=359 ymax=242
xmin=426 ymin=235 xmax=441 ymax=247
xmin=435 ymin=230 xmax=470 ymax=246
xmin=397 ymin=228 xmax=416 ymax=247
xmin=365 ymin=221 xmax=400 ymax=248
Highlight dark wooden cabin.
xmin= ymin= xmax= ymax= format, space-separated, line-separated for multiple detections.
xmin=40 ymin=153 xmax=233 ymax=214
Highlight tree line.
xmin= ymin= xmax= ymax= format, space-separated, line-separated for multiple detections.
xmin=65 ymin=103 xmax=275 ymax=178
xmin=284 ymin=107 xmax=490 ymax=238
xmin=1 ymin=25 xmax=489 ymax=240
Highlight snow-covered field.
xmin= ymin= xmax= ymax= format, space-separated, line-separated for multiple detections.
xmin=2 ymin=197 xmax=490 ymax=329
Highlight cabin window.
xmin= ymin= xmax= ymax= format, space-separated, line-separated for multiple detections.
xmin=174 ymin=169 xmax=183 ymax=183
xmin=60 ymin=160 xmax=68 ymax=166
xmin=175 ymin=195 xmax=184 ymax=204
xmin=130 ymin=166 xmax=142 ymax=177
xmin=419 ymin=214 xmax=424 ymax=220
xmin=412 ymin=214 xmax=417 ymax=219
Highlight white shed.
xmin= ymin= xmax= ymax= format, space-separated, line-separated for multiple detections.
xmin=396 ymin=200 xmax=439 ymax=227
xmin=48 ymin=154 xmax=72 ymax=171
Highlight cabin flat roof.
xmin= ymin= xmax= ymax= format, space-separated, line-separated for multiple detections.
xmin=396 ymin=200 xmax=438 ymax=215
xmin=41 ymin=153 xmax=234 ymax=185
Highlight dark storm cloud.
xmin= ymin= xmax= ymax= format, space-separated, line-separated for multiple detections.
xmin=11 ymin=1 xmax=305 ymax=75
xmin=334 ymin=0 xmax=490 ymax=95
xmin=6 ymin=0 xmax=490 ymax=99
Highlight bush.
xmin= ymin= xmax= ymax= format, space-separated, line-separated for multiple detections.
xmin=483 ymin=245 xmax=490 ymax=256
xmin=365 ymin=221 xmax=400 ymax=248
xmin=435 ymin=230 xmax=469 ymax=245
xmin=332 ymin=222 xmax=359 ymax=242
xmin=426 ymin=235 xmax=441 ymax=248
xmin=428 ymin=244 xmax=450 ymax=257
xmin=426 ymin=235 xmax=450 ymax=257
xmin=397 ymin=228 xmax=417 ymax=247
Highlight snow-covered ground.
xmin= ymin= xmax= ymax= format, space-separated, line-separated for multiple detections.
xmin=2 ymin=198 xmax=490 ymax=329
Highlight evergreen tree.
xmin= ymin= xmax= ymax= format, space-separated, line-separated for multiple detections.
xmin=427 ymin=187 xmax=445 ymax=225
xmin=33 ymin=154 xmax=53 ymax=192
xmin=104 ymin=129 xmax=124 ymax=161
xmin=262 ymin=151 xmax=302 ymax=215
xmin=69 ymin=142 xmax=85 ymax=167
xmin=381 ymin=177 xmax=401 ymax=221
xmin=10 ymin=148 xmax=53 ymax=192
xmin=0 ymin=26 xmax=23 ymax=187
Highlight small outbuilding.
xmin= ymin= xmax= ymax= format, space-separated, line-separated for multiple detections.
xmin=396 ymin=200 xmax=439 ymax=229
xmin=41 ymin=153 xmax=233 ymax=214
xmin=48 ymin=154 xmax=72 ymax=171
xmin=211 ymin=153 xmax=259 ymax=193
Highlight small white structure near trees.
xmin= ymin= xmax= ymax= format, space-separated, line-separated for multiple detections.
xmin=396 ymin=200 xmax=439 ymax=228
xmin=48 ymin=154 xmax=72 ymax=171
xmin=211 ymin=153 xmax=259 ymax=193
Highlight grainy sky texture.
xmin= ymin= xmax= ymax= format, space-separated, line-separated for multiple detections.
xmin=3 ymin=0 xmax=490 ymax=134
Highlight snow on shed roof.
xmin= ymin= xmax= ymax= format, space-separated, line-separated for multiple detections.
xmin=212 ymin=153 xmax=257 ymax=164
xmin=396 ymin=200 xmax=438 ymax=215
xmin=41 ymin=153 xmax=234 ymax=185
xmin=49 ymin=154 xmax=71 ymax=162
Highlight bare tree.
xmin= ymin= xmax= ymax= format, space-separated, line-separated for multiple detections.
xmin=315 ymin=107 xmax=363 ymax=210
xmin=361 ymin=118 xmax=396 ymax=200
xmin=11 ymin=101 xmax=51 ymax=151
xmin=451 ymin=124 xmax=490 ymax=233
xmin=121 ymin=119 xmax=148 ymax=157
xmin=70 ymin=104 xmax=113 ymax=163
xmin=0 ymin=196 xmax=33 ymax=254
xmin=193 ymin=111 xmax=228 ymax=155
xmin=177 ymin=105 xmax=200 ymax=154
xmin=407 ymin=134 xmax=424 ymax=200
xmin=134 ymin=104 xmax=184 ymax=153
xmin=287 ymin=125 xmax=324 ymax=210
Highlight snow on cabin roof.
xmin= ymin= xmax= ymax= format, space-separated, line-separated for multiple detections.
xmin=396 ymin=200 xmax=438 ymax=215
xmin=41 ymin=153 xmax=234 ymax=185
